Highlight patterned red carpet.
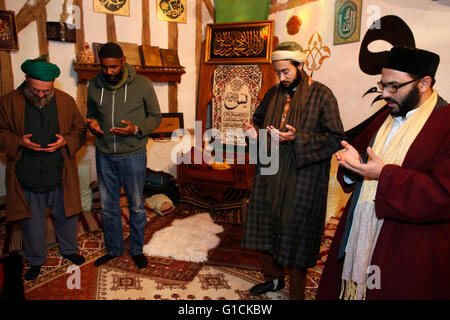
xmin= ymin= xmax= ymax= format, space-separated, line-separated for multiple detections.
xmin=19 ymin=205 xmax=339 ymax=300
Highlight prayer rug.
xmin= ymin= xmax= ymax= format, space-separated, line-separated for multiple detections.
xmin=23 ymin=229 xmax=111 ymax=292
xmin=207 ymin=216 xmax=341 ymax=300
xmin=25 ymin=260 xmax=98 ymax=300
xmin=96 ymin=265 xmax=289 ymax=300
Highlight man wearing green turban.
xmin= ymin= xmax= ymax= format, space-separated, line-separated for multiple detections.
xmin=0 ymin=55 xmax=87 ymax=280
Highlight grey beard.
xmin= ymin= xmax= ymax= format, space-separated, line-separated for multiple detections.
xmin=22 ymin=85 xmax=55 ymax=107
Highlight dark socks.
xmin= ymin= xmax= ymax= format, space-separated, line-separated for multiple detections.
xmin=24 ymin=265 xmax=42 ymax=281
xmin=132 ymin=254 xmax=148 ymax=269
xmin=62 ymin=253 xmax=85 ymax=266
xmin=94 ymin=254 xmax=118 ymax=267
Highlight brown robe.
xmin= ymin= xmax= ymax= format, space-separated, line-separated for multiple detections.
xmin=0 ymin=88 xmax=86 ymax=222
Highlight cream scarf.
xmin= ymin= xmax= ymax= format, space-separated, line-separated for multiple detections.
xmin=341 ymin=89 xmax=438 ymax=300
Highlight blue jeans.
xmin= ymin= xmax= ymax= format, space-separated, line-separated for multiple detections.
xmin=96 ymin=150 xmax=147 ymax=257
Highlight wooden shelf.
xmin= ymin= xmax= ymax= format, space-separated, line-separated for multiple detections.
xmin=73 ymin=62 xmax=186 ymax=84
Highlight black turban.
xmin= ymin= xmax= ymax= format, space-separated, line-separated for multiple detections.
xmin=384 ymin=47 xmax=440 ymax=78
xmin=98 ymin=42 xmax=124 ymax=58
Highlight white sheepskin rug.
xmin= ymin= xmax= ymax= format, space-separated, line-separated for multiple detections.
xmin=143 ymin=213 xmax=224 ymax=263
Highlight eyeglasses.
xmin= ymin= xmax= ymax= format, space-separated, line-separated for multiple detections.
xmin=28 ymin=85 xmax=53 ymax=96
xmin=377 ymin=78 xmax=420 ymax=93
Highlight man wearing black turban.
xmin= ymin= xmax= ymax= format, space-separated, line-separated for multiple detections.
xmin=0 ymin=55 xmax=87 ymax=280
xmin=318 ymin=47 xmax=450 ymax=300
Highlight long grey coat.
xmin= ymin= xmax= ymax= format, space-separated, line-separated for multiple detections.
xmin=242 ymin=81 xmax=345 ymax=268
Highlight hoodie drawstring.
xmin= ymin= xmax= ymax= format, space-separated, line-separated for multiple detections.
xmin=124 ymin=84 xmax=128 ymax=103
xmin=100 ymin=87 xmax=104 ymax=106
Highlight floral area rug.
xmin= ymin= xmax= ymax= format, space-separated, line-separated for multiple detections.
xmin=97 ymin=265 xmax=289 ymax=300
xmin=21 ymin=204 xmax=339 ymax=300
xmin=207 ymin=216 xmax=341 ymax=300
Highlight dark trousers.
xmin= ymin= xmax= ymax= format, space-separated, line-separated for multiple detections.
xmin=259 ymin=251 xmax=307 ymax=300
xmin=20 ymin=187 xmax=79 ymax=266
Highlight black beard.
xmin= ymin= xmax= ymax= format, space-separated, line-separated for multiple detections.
xmin=22 ymin=85 xmax=55 ymax=107
xmin=281 ymin=70 xmax=302 ymax=98
xmin=387 ymin=85 xmax=421 ymax=117
xmin=105 ymin=69 xmax=123 ymax=85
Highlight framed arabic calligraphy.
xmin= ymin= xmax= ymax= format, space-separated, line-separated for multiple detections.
xmin=205 ymin=20 xmax=274 ymax=64
xmin=333 ymin=0 xmax=362 ymax=45
xmin=157 ymin=0 xmax=187 ymax=24
xmin=93 ymin=0 xmax=130 ymax=16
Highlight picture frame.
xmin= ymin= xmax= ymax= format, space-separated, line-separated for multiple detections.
xmin=156 ymin=0 xmax=187 ymax=24
xmin=333 ymin=0 xmax=362 ymax=45
xmin=204 ymin=20 xmax=274 ymax=64
xmin=93 ymin=0 xmax=130 ymax=16
xmin=0 ymin=10 xmax=19 ymax=51
xmin=150 ymin=113 xmax=184 ymax=138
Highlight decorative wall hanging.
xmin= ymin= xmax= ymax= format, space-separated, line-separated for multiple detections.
xmin=359 ymin=15 xmax=415 ymax=76
xmin=94 ymin=0 xmax=130 ymax=16
xmin=304 ymin=31 xmax=331 ymax=72
xmin=157 ymin=0 xmax=187 ymax=24
xmin=333 ymin=0 xmax=362 ymax=45
xmin=286 ymin=15 xmax=302 ymax=35
xmin=46 ymin=22 xmax=76 ymax=43
xmin=0 ymin=10 xmax=18 ymax=51
xmin=212 ymin=65 xmax=262 ymax=146
xmin=359 ymin=15 xmax=416 ymax=109
xmin=205 ymin=20 xmax=274 ymax=64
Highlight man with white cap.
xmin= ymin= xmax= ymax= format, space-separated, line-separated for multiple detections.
xmin=242 ymin=41 xmax=345 ymax=299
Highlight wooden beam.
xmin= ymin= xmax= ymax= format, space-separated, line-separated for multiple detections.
xmin=168 ymin=22 xmax=178 ymax=113
xmin=73 ymin=0 xmax=88 ymax=116
xmin=0 ymin=0 xmax=13 ymax=95
xmin=106 ymin=14 xmax=117 ymax=43
xmin=203 ymin=0 xmax=215 ymax=21
xmin=142 ymin=0 xmax=151 ymax=46
xmin=36 ymin=5 xmax=49 ymax=57
xmin=15 ymin=0 xmax=50 ymax=33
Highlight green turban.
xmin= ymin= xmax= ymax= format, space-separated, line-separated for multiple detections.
xmin=21 ymin=55 xmax=61 ymax=81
